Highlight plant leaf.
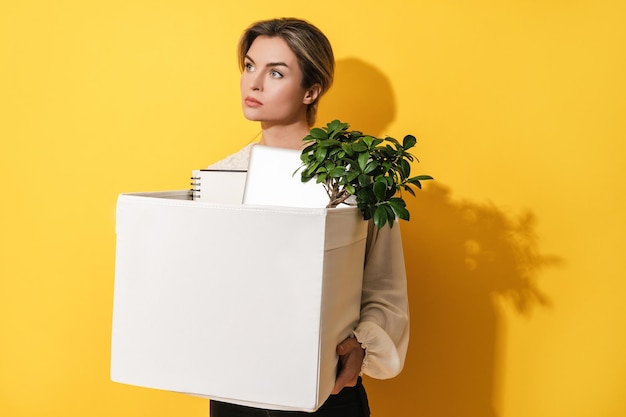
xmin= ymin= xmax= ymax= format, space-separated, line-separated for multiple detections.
xmin=403 ymin=185 xmax=416 ymax=197
xmin=389 ymin=198 xmax=409 ymax=220
xmin=329 ymin=166 xmax=347 ymax=178
xmin=364 ymin=160 xmax=379 ymax=174
xmin=373 ymin=179 xmax=387 ymax=201
xmin=358 ymin=152 xmax=369 ymax=171
xmin=403 ymin=134 xmax=417 ymax=149
xmin=373 ymin=207 xmax=387 ymax=229
xmin=346 ymin=170 xmax=360 ymax=182
xmin=310 ymin=127 xmax=327 ymax=139
xmin=327 ymin=119 xmax=348 ymax=134
xmin=400 ymin=159 xmax=410 ymax=179
xmin=319 ymin=138 xmax=341 ymax=148
xmin=315 ymin=146 xmax=327 ymax=162
xmin=352 ymin=141 xmax=368 ymax=152
xmin=358 ymin=173 xmax=370 ymax=187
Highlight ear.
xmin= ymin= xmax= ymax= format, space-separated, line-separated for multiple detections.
xmin=303 ymin=83 xmax=322 ymax=105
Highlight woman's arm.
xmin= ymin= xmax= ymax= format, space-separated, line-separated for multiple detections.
xmin=353 ymin=220 xmax=410 ymax=379
xmin=332 ymin=221 xmax=409 ymax=393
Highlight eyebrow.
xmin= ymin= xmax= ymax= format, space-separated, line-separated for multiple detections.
xmin=245 ymin=55 xmax=289 ymax=68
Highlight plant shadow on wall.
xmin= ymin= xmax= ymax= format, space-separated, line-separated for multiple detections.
xmin=320 ymin=58 xmax=560 ymax=417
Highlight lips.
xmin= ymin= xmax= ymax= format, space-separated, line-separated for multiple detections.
xmin=244 ymin=96 xmax=262 ymax=107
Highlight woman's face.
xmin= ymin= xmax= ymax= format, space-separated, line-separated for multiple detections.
xmin=240 ymin=36 xmax=314 ymax=126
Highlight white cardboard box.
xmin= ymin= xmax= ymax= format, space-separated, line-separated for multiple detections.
xmin=110 ymin=190 xmax=367 ymax=411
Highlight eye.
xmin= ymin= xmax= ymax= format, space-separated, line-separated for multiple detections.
xmin=244 ymin=62 xmax=255 ymax=72
xmin=270 ymin=69 xmax=283 ymax=79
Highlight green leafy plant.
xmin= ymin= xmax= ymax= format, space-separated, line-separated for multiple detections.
xmin=298 ymin=119 xmax=433 ymax=229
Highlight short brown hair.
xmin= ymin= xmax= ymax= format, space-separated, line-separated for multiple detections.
xmin=238 ymin=18 xmax=335 ymax=126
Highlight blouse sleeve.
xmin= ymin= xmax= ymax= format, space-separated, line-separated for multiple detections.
xmin=352 ymin=220 xmax=410 ymax=379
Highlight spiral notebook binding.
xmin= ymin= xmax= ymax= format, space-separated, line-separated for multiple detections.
xmin=188 ymin=169 xmax=247 ymax=203
xmin=190 ymin=175 xmax=201 ymax=200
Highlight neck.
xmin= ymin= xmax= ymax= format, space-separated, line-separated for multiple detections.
xmin=259 ymin=120 xmax=311 ymax=150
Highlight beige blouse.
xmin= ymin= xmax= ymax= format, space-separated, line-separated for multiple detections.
xmin=209 ymin=143 xmax=409 ymax=379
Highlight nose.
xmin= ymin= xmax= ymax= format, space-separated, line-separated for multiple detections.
xmin=246 ymin=71 xmax=262 ymax=92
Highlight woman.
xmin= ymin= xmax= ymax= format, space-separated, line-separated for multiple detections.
xmin=209 ymin=18 xmax=409 ymax=417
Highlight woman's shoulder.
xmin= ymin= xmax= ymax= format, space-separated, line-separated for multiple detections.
xmin=207 ymin=143 xmax=256 ymax=170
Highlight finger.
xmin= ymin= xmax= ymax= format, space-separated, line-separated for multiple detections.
xmin=331 ymin=357 xmax=360 ymax=394
xmin=331 ymin=370 xmax=351 ymax=394
xmin=336 ymin=338 xmax=351 ymax=355
xmin=332 ymin=364 xmax=360 ymax=394
xmin=336 ymin=337 xmax=359 ymax=355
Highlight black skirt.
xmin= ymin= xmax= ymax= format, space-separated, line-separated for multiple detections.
xmin=209 ymin=377 xmax=370 ymax=417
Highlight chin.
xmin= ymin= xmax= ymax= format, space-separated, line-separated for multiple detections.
xmin=242 ymin=109 xmax=263 ymax=122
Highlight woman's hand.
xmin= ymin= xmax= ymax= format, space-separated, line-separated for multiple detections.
xmin=331 ymin=336 xmax=366 ymax=394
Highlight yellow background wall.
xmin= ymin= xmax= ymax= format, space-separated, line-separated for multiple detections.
xmin=1 ymin=1 xmax=624 ymax=416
